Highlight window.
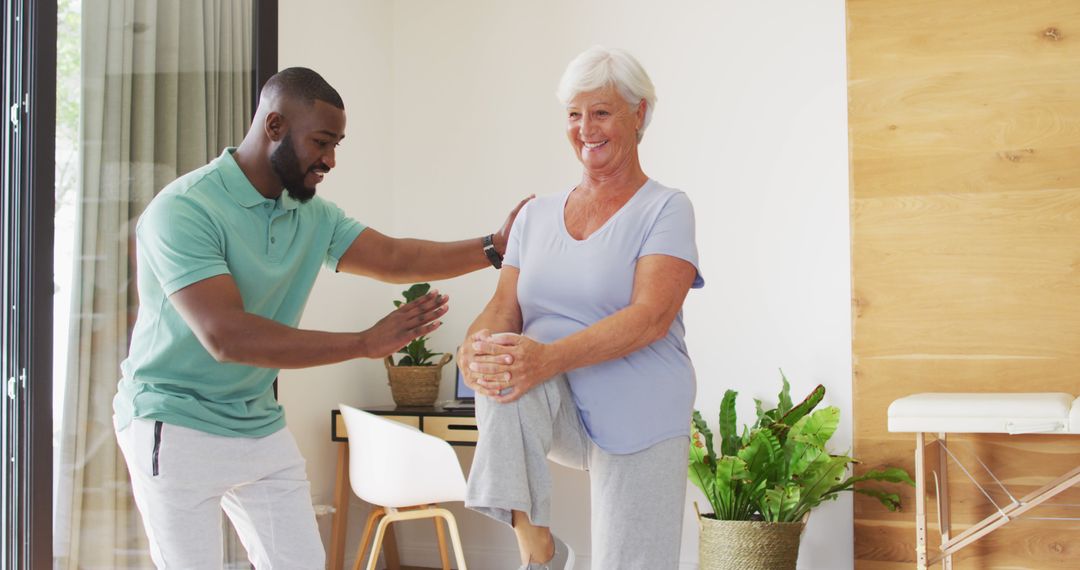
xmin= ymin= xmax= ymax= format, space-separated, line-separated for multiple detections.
xmin=2 ymin=2 xmax=275 ymax=567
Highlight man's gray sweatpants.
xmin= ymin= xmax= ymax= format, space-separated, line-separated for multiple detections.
xmin=116 ymin=418 xmax=325 ymax=569
xmin=465 ymin=374 xmax=689 ymax=569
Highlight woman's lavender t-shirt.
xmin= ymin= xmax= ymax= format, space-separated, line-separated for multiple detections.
xmin=503 ymin=179 xmax=704 ymax=454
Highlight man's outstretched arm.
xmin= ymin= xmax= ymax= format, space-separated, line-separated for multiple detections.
xmin=169 ymin=274 xmax=448 ymax=368
xmin=336 ymin=195 xmax=532 ymax=283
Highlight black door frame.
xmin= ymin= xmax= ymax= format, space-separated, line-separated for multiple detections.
xmin=2 ymin=0 xmax=56 ymax=567
xmin=2 ymin=2 xmax=276 ymax=568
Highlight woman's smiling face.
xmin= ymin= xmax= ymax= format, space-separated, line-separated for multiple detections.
xmin=565 ymin=85 xmax=644 ymax=176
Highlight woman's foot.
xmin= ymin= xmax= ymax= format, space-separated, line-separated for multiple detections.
xmin=516 ymin=534 xmax=575 ymax=570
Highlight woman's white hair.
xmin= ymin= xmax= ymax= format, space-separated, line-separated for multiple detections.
xmin=556 ymin=46 xmax=656 ymax=142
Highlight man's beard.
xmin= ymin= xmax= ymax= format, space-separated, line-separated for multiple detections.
xmin=270 ymin=134 xmax=317 ymax=203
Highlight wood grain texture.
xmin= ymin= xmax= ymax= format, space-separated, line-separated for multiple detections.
xmin=849 ymin=0 xmax=1080 ymax=200
xmin=848 ymin=0 xmax=1080 ymax=567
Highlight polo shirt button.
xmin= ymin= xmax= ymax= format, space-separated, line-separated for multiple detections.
xmin=263 ymin=203 xmax=271 ymax=208
xmin=270 ymin=237 xmax=276 ymax=244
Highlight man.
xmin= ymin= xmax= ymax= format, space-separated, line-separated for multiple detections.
xmin=113 ymin=67 xmax=529 ymax=569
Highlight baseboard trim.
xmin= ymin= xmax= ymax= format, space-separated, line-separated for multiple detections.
xmin=390 ymin=544 xmax=559 ymax=569
xmin=365 ymin=544 xmax=701 ymax=570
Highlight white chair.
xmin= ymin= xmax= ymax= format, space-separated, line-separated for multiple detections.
xmin=338 ymin=404 xmax=468 ymax=570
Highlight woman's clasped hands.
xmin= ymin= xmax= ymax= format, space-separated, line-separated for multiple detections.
xmin=459 ymin=329 xmax=557 ymax=403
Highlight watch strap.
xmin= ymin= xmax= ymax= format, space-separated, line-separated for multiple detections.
xmin=482 ymin=234 xmax=503 ymax=269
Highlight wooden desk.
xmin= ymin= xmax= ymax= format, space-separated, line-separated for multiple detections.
xmin=329 ymin=405 xmax=477 ymax=570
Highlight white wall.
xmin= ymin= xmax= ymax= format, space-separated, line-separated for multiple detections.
xmin=276 ymin=0 xmax=401 ymax=558
xmin=280 ymin=1 xmax=852 ymax=568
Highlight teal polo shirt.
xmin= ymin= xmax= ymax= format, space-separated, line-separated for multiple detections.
xmin=114 ymin=148 xmax=366 ymax=437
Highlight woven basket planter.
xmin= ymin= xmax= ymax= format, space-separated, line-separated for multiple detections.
xmin=698 ymin=516 xmax=805 ymax=570
xmin=384 ymin=353 xmax=452 ymax=406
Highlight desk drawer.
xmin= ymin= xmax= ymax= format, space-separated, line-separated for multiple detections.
xmin=334 ymin=412 xmax=420 ymax=440
xmin=383 ymin=415 xmax=422 ymax=430
xmin=424 ymin=416 xmax=479 ymax=443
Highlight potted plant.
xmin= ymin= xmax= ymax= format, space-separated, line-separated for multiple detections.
xmin=689 ymin=371 xmax=914 ymax=570
xmin=384 ymin=283 xmax=452 ymax=406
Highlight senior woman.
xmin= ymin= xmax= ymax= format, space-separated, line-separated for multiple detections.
xmin=459 ymin=46 xmax=704 ymax=570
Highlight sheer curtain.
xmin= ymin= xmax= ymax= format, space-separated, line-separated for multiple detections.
xmin=54 ymin=1 xmax=252 ymax=567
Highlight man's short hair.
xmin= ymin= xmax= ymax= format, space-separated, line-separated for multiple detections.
xmin=261 ymin=67 xmax=344 ymax=110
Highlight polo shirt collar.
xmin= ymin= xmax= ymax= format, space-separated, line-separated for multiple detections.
xmin=217 ymin=147 xmax=300 ymax=210
xmin=280 ymin=192 xmax=301 ymax=211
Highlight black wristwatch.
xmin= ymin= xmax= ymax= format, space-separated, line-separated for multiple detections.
xmin=482 ymin=234 xmax=503 ymax=269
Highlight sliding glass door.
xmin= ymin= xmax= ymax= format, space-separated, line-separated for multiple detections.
xmin=4 ymin=1 xmax=275 ymax=568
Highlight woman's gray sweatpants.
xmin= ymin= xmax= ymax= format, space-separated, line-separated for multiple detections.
xmin=465 ymin=375 xmax=689 ymax=570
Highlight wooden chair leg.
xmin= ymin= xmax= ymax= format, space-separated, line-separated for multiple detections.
xmin=364 ymin=507 xmax=467 ymax=570
xmin=365 ymin=513 xmax=395 ymax=570
xmin=352 ymin=507 xmax=385 ymax=570
xmin=434 ymin=508 xmax=467 ymax=570
xmin=383 ymin=524 xmax=401 ymax=570
xmin=434 ymin=510 xmax=451 ymax=570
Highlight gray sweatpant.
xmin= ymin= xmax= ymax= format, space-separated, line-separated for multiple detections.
xmin=465 ymin=375 xmax=689 ymax=569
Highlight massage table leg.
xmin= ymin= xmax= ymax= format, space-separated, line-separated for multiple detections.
xmin=915 ymin=432 xmax=928 ymax=570
xmin=936 ymin=432 xmax=953 ymax=569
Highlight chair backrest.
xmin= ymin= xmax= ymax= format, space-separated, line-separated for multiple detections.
xmin=338 ymin=404 xmax=468 ymax=508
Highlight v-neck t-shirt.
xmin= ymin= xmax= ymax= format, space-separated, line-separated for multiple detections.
xmin=504 ymin=179 xmax=704 ymax=453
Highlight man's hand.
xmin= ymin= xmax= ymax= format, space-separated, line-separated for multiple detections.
xmin=362 ymin=290 xmax=450 ymax=358
xmin=492 ymin=195 xmax=535 ymax=255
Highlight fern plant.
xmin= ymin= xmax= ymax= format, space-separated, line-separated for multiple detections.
xmin=391 ymin=283 xmax=444 ymax=366
xmin=689 ymin=371 xmax=914 ymax=522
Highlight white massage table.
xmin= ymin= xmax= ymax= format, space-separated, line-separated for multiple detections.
xmin=888 ymin=393 xmax=1080 ymax=569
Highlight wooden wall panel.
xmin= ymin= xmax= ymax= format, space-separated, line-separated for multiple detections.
xmin=848 ymin=1 xmax=1080 ymax=567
